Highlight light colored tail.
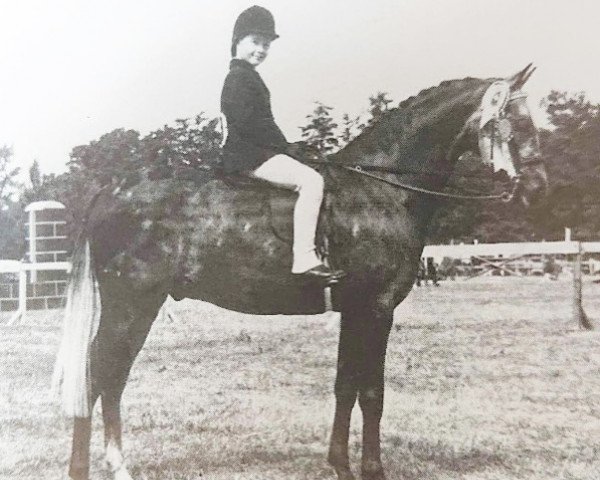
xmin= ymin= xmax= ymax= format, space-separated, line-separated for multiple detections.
xmin=52 ymin=239 xmax=102 ymax=417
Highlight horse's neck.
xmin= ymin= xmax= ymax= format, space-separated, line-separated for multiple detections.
xmin=334 ymin=79 xmax=488 ymax=178
xmin=323 ymin=123 xmax=472 ymax=244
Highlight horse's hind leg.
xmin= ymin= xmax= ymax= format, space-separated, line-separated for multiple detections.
xmin=68 ymin=355 xmax=102 ymax=479
xmin=95 ymin=281 xmax=166 ymax=479
xmin=69 ymin=414 xmax=96 ymax=479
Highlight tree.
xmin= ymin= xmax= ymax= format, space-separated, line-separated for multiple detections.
xmin=0 ymin=145 xmax=20 ymax=207
xmin=338 ymin=113 xmax=363 ymax=149
xmin=533 ymin=90 xmax=600 ymax=240
xmin=68 ymin=128 xmax=142 ymax=188
xmin=29 ymin=160 xmax=42 ymax=190
xmin=366 ymin=92 xmax=394 ymax=126
xmin=541 ymin=90 xmax=598 ymax=133
xmin=0 ymin=147 xmax=24 ymax=259
xmin=300 ymin=102 xmax=339 ymax=154
xmin=141 ymin=113 xmax=222 ymax=178
xmin=334 ymin=92 xmax=394 ymax=149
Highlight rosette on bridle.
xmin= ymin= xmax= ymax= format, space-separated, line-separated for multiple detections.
xmin=478 ymin=81 xmax=517 ymax=177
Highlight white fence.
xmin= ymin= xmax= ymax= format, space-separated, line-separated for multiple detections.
xmin=0 ymin=260 xmax=71 ymax=324
xmin=423 ymin=240 xmax=600 ymax=260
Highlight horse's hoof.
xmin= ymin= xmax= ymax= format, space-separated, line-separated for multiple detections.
xmin=333 ymin=466 xmax=356 ymax=480
xmin=328 ymin=447 xmax=356 ymax=480
xmin=361 ymin=468 xmax=386 ymax=480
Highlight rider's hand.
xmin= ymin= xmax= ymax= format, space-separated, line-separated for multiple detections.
xmin=285 ymin=142 xmax=324 ymax=162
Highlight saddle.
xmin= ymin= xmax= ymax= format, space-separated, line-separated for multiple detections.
xmin=212 ymin=166 xmax=331 ymax=258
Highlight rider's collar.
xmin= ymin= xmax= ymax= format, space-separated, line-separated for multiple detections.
xmin=230 ymin=58 xmax=256 ymax=70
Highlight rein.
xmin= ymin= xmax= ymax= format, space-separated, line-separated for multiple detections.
xmin=304 ymin=158 xmax=518 ymax=202
xmin=338 ymin=164 xmax=517 ymax=201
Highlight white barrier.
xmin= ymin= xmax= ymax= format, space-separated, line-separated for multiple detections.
xmin=423 ymin=241 xmax=600 ymax=260
xmin=422 ymin=240 xmax=596 ymax=330
xmin=0 ymin=260 xmax=71 ymax=325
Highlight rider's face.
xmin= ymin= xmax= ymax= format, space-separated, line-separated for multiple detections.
xmin=235 ymin=34 xmax=271 ymax=67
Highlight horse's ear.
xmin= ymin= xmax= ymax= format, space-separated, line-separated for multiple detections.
xmin=508 ymin=63 xmax=536 ymax=91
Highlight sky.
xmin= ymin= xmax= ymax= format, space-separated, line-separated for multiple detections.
xmin=2 ymin=0 xmax=600 ymax=180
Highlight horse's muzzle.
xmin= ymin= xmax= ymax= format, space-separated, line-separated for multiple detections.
xmin=518 ymin=159 xmax=549 ymax=207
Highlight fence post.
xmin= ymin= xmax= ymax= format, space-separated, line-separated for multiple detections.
xmin=28 ymin=209 xmax=37 ymax=283
xmin=8 ymin=265 xmax=27 ymax=325
xmin=573 ymin=242 xmax=593 ymax=330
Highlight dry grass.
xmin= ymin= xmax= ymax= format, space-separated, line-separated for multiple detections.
xmin=1 ymin=277 xmax=600 ymax=479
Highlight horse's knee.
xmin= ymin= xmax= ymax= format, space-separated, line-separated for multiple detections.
xmin=358 ymin=387 xmax=383 ymax=418
xmin=334 ymin=373 xmax=359 ymax=405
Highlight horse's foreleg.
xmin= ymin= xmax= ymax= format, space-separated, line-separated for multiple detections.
xmin=358 ymin=310 xmax=393 ymax=480
xmin=328 ymin=307 xmax=363 ymax=480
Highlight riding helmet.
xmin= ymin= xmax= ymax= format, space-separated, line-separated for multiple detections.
xmin=231 ymin=5 xmax=279 ymax=56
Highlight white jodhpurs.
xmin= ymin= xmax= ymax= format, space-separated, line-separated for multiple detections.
xmin=251 ymin=154 xmax=324 ymax=273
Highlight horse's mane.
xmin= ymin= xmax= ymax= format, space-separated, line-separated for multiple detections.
xmin=333 ymin=77 xmax=495 ymax=165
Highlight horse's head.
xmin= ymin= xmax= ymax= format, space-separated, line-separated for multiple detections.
xmin=474 ymin=64 xmax=548 ymax=206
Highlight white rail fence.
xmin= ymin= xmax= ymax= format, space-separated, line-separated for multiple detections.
xmin=422 ymin=240 xmax=598 ymax=330
xmin=423 ymin=240 xmax=600 ymax=260
xmin=0 ymin=260 xmax=71 ymax=325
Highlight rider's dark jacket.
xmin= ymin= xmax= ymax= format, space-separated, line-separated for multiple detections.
xmin=220 ymin=58 xmax=289 ymax=173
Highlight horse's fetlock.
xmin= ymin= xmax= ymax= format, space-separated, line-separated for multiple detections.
xmin=68 ymin=465 xmax=89 ymax=480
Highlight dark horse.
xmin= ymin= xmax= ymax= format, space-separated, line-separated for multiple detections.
xmin=53 ymin=65 xmax=547 ymax=480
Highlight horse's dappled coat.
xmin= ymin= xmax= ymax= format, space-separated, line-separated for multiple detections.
xmin=53 ymin=67 xmax=547 ymax=480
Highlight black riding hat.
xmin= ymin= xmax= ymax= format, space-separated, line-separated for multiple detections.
xmin=231 ymin=5 xmax=279 ymax=57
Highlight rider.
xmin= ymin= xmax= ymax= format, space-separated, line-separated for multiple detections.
xmin=221 ymin=5 xmax=344 ymax=282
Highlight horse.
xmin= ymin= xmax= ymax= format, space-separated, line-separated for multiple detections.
xmin=52 ymin=64 xmax=548 ymax=480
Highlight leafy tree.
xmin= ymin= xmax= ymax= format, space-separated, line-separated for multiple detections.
xmin=0 ymin=200 xmax=25 ymax=259
xmin=0 ymin=147 xmax=24 ymax=258
xmin=366 ymin=91 xmax=394 ymax=126
xmin=532 ymin=90 xmax=600 ymax=240
xmin=541 ymin=90 xmax=598 ymax=133
xmin=29 ymin=160 xmax=41 ymax=191
xmin=0 ymin=145 xmax=21 ymax=207
xmin=142 ymin=113 xmax=222 ymax=178
xmin=338 ymin=113 xmax=364 ymax=149
xmin=68 ymin=128 xmax=142 ymax=188
xmin=300 ymin=102 xmax=339 ymax=154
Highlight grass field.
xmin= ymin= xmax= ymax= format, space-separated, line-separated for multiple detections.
xmin=2 ymin=277 xmax=600 ymax=480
